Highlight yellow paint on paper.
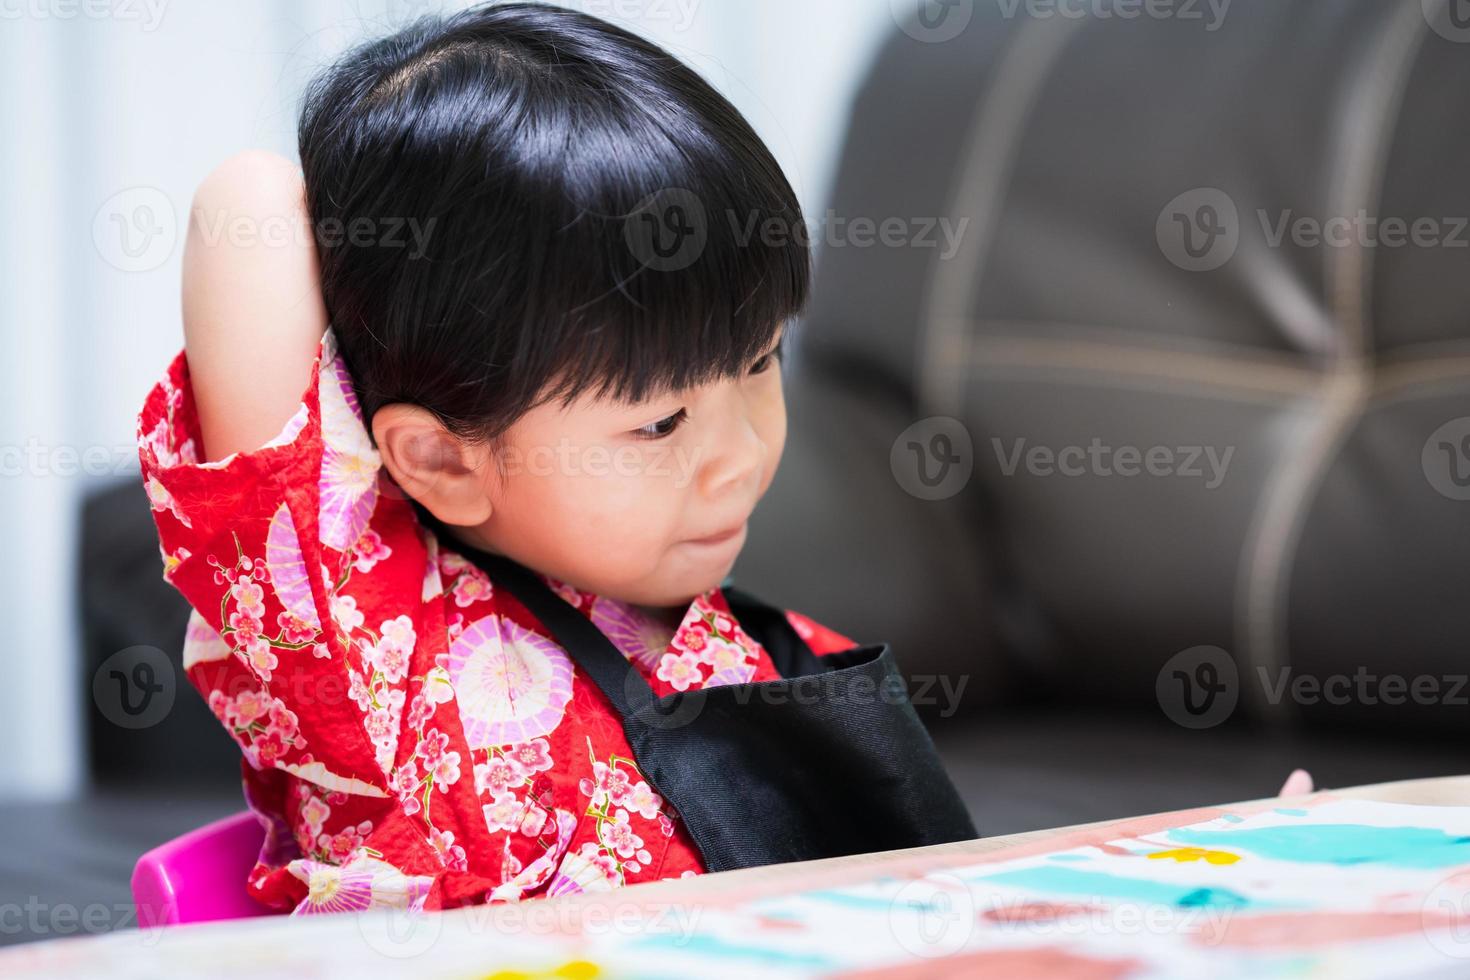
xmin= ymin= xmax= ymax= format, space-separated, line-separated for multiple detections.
xmin=1147 ymin=847 xmax=1242 ymax=865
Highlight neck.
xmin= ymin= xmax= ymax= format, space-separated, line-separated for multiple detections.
xmin=634 ymin=602 xmax=686 ymax=629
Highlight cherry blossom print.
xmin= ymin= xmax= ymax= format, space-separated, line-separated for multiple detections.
xmin=422 ymin=665 xmax=455 ymax=706
xmin=143 ymin=474 xmax=192 ymax=528
xmin=352 ymin=528 xmax=392 ymax=573
xmin=429 ymin=827 xmax=468 ymax=872
xmin=411 ymin=728 xmax=461 ymax=799
xmin=543 ymin=573 xmax=585 ymax=609
xmin=703 ymin=636 xmax=751 ymax=674
xmin=265 ymin=503 xmax=322 ymax=631
xmin=449 ymin=567 xmax=494 ymax=608
xmin=482 ymin=790 xmax=525 ymax=834
xmin=230 ymin=576 xmax=266 ymax=619
xmin=474 ymin=754 xmax=528 ymax=797
xmin=576 ymin=743 xmax=668 ymax=882
xmin=589 ymin=597 xmax=675 ymax=670
xmin=429 ymin=745 xmax=462 ymax=792
xmin=206 ymin=688 xmax=306 ymax=770
xmin=330 ymin=592 xmax=365 ymax=635
xmin=161 ymin=546 xmax=191 ymax=582
xmin=517 ymin=801 xmax=549 ymax=837
xmin=655 ymin=651 xmax=704 ymax=692
xmin=364 ymin=615 xmax=415 ymax=684
xmin=299 ymin=794 xmax=331 ymax=843
xmin=277 ymin=612 xmax=317 ymax=645
xmin=672 ymin=619 xmax=712 ymax=657
xmin=625 ymin=780 xmax=663 ymax=821
xmin=598 ymin=809 xmax=644 ymax=859
xmin=446 ymin=615 xmax=575 ymax=748
xmin=505 ymin=738 xmax=554 ymax=775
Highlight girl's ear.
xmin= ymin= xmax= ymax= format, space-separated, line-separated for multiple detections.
xmin=372 ymin=403 xmax=495 ymax=526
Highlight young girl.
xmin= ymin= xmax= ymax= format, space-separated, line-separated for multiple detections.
xmin=139 ymin=2 xmax=975 ymax=915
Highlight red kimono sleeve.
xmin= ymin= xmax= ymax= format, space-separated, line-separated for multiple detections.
xmin=136 ymin=336 xmax=447 ymax=913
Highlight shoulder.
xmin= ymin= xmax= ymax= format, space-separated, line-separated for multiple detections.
xmin=192 ymin=149 xmax=304 ymax=213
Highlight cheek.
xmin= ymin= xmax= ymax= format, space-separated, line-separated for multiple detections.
xmin=519 ymin=446 xmax=684 ymax=559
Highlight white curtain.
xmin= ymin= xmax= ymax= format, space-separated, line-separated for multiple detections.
xmin=0 ymin=0 xmax=891 ymax=801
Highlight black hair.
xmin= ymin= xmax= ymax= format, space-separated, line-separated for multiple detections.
xmin=296 ymin=0 xmax=809 ymax=442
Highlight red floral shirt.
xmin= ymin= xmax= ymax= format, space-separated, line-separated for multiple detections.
xmin=136 ymin=331 xmax=853 ymax=915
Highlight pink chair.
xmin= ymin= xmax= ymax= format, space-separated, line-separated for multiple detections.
xmin=131 ymin=810 xmax=280 ymax=926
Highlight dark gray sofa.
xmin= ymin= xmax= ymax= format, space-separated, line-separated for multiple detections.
xmin=735 ymin=0 xmax=1470 ymax=830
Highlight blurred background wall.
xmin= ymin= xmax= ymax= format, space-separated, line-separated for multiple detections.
xmin=0 ymin=0 xmax=896 ymax=802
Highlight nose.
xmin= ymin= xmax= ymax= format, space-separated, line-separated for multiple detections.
xmin=698 ymin=397 xmax=765 ymax=502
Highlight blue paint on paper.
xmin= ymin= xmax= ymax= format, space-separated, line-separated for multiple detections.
xmin=1165 ymin=824 xmax=1470 ymax=869
xmin=970 ymin=866 xmax=1270 ymax=909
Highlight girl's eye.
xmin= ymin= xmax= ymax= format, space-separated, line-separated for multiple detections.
xmin=749 ymin=344 xmax=785 ymax=375
xmin=633 ymin=408 xmax=688 ymax=440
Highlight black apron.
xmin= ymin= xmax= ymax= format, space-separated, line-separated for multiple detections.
xmin=462 ymin=547 xmax=978 ymax=873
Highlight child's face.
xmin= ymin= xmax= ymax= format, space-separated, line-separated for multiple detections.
xmin=465 ymin=331 xmax=787 ymax=609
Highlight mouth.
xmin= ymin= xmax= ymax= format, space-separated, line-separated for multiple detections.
xmin=683 ymin=521 xmax=747 ymax=548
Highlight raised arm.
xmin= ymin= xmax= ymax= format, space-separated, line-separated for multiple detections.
xmin=182 ymin=149 xmax=329 ymax=462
